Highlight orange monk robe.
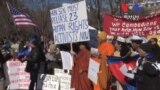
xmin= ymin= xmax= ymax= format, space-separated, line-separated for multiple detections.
xmin=71 ymin=49 xmax=93 ymax=90
xmin=94 ymin=42 xmax=115 ymax=90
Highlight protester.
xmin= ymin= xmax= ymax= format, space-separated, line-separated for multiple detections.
xmin=0 ymin=39 xmax=5 ymax=80
xmin=148 ymin=38 xmax=159 ymax=46
xmin=113 ymin=36 xmax=131 ymax=90
xmin=11 ymin=38 xmax=19 ymax=53
xmin=22 ymin=37 xmax=45 ymax=90
xmin=71 ymin=42 xmax=93 ymax=90
xmin=18 ymin=38 xmax=26 ymax=52
xmin=45 ymin=40 xmax=62 ymax=74
xmin=134 ymin=43 xmax=160 ymax=90
xmin=148 ymin=38 xmax=160 ymax=61
xmin=114 ymin=36 xmax=131 ymax=59
xmin=94 ymin=31 xmax=115 ymax=90
xmin=130 ymin=35 xmax=143 ymax=51
xmin=1 ymin=38 xmax=12 ymax=62
xmin=129 ymin=35 xmax=143 ymax=57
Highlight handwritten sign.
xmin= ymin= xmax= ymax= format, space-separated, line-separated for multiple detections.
xmin=54 ymin=68 xmax=71 ymax=90
xmin=37 ymin=74 xmax=59 ymax=90
xmin=5 ymin=59 xmax=30 ymax=89
xmin=103 ymin=14 xmax=160 ymax=36
xmin=88 ymin=58 xmax=100 ymax=84
xmin=50 ymin=1 xmax=90 ymax=44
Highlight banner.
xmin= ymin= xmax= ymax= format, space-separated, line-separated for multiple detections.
xmin=50 ymin=1 xmax=90 ymax=44
xmin=5 ymin=59 xmax=30 ymax=89
xmin=37 ymin=74 xmax=59 ymax=90
xmin=103 ymin=14 xmax=160 ymax=36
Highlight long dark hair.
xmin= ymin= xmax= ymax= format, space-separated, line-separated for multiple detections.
xmin=117 ymin=41 xmax=131 ymax=58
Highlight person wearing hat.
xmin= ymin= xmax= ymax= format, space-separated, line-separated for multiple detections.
xmin=114 ymin=36 xmax=131 ymax=59
xmin=23 ymin=37 xmax=45 ymax=90
xmin=130 ymin=35 xmax=143 ymax=51
xmin=134 ymin=43 xmax=160 ymax=90
xmin=94 ymin=31 xmax=115 ymax=90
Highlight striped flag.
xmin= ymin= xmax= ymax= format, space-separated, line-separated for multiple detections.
xmin=7 ymin=2 xmax=36 ymax=27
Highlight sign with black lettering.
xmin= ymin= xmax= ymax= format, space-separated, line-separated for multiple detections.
xmin=37 ymin=74 xmax=59 ymax=90
xmin=50 ymin=1 xmax=90 ymax=44
xmin=54 ymin=68 xmax=71 ymax=90
xmin=4 ymin=59 xmax=30 ymax=90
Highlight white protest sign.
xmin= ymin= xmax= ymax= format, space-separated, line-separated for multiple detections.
xmin=5 ymin=59 xmax=30 ymax=89
xmin=60 ymin=51 xmax=73 ymax=70
xmin=37 ymin=74 xmax=59 ymax=90
xmin=50 ymin=1 xmax=90 ymax=44
xmin=88 ymin=58 xmax=100 ymax=84
xmin=54 ymin=68 xmax=71 ymax=90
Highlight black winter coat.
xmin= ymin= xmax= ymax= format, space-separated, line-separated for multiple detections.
xmin=25 ymin=46 xmax=45 ymax=73
xmin=135 ymin=58 xmax=160 ymax=90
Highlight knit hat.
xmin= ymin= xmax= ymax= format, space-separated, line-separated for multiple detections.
xmin=98 ymin=31 xmax=107 ymax=41
xmin=139 ymin=43 xmax=154 ymax=54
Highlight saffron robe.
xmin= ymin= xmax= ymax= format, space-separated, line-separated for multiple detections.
xmin=94 ymin=42 xmax=115 ymax=90
xmin=71 ymin=49 xmax=93 ymax=90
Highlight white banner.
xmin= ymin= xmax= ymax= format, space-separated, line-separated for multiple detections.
xmin=37 ymin=74 xmax=59 ymax=90
xmin=88 ymin=58 xmax=100 ymax=84
xmin=50 ymin=1 xmax=90 ymax=44
xmin=5 ymin=59 xmax=30 ymax=89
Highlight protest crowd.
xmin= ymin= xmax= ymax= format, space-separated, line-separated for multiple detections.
xmin=1 ymin=0 xmax=160 ymax=90
xmin=1 ymin=32 xmax=160 ymax=90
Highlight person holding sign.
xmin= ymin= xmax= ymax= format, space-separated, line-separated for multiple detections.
xmin=71 ymin=42 xmax=93 ymax=90
xmin=94 ymin=31 xmax=115 ymax=90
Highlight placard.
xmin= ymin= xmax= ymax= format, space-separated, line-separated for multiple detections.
xmin=54 ymin=68 xmax=71 ymax=90
xmin=60 ymin=51 xmax=73 ymax=70
xmin=88 ymin=58 xmax=100 ymax=84
xmin=37 ymin=74 xmax=59 ymax=90
xmin=50 ymin=1 xmax=90 ymax=44
xmin=5 ymin=59 xmax=30 ymax=89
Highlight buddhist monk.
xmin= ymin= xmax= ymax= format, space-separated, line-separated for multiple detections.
xmin=71 ymin=42 xmax=93 ymax=90
xmin=94 ymin=31 xmax=115 ymax=90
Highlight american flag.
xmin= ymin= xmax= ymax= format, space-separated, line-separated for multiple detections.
xmin=7 ymin=3 xmax=36 ymax=27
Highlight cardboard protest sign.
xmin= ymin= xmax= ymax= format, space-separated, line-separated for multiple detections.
xmin=5 ymin=59 xmax=30 ymax=89
xmin=50 ymin=1 xmax=90 ymax=44
xmin=103 ymin=14 xmax=160 ymax=36
xmin=54 ymin=68 xmax=71 ymax=90
xmin=37 ymin=74 xmax=59 ymax=90
xmin=88 ymin=58 xmax=100 ymax=84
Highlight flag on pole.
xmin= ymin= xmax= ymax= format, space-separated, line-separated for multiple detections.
xmin=6 ymin=2 xmax=36 ymax=27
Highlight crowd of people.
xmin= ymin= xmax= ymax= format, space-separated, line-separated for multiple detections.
xmin=0 ymin=32 xmax=160 ymax=90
